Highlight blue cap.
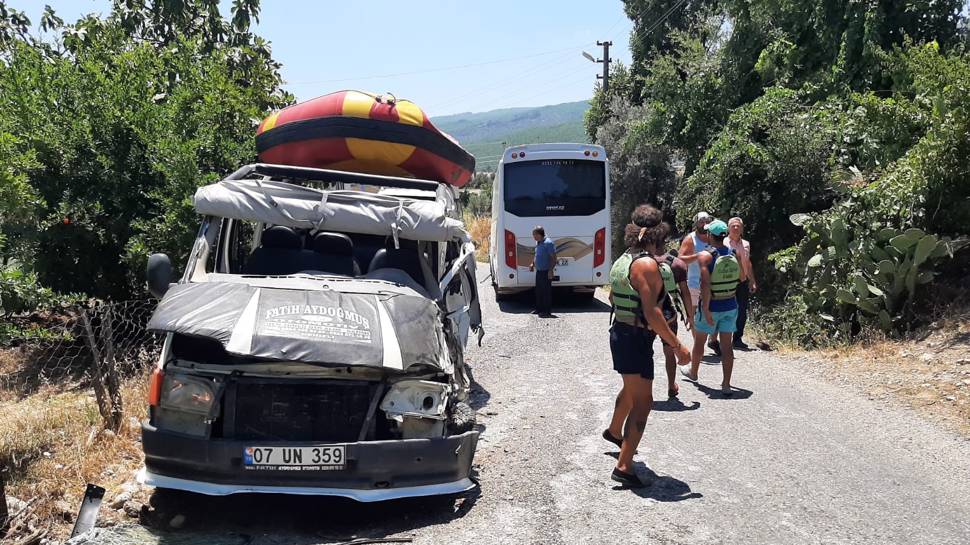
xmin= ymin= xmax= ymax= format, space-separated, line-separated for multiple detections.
xmin=705 ymin=219 xmax=728 ymax=236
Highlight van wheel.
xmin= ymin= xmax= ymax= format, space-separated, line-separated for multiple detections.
xmin=447 ymin=401 xmax=476 ymax=435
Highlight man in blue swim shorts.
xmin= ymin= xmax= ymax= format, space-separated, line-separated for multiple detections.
xmin=680 ymin=219 xmax=741 ymax=396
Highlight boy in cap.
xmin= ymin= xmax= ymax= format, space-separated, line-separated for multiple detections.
xmin=681 ymin=219 xmax=741 ymax=395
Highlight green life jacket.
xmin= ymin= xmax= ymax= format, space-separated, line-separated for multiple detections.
xmin=708 ymin=249 xmax=741 ymax=300
xmin=610 ymin=251 xmax=649 ymax=325
xmin=610 ymin=250 xmax=668 ymax=326
xmin=658 ymin=254 xmax=689 ymax=324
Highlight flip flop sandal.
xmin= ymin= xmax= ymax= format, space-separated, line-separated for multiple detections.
xmin=679 ymin=367 xmax=697 ymax=381
xmin=668 ymin=382 xmax=680 ymax=398
xmin=602 ymin=429 xmax=623 ymax=449
xmin=611 ymin=467 xmax=650 ymax=488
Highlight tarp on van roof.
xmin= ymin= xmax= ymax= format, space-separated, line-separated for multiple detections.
xmin=193 ymin=179 xmax=469 ymax=242
xmin=147 ymin=282 xmax=449 ymax=372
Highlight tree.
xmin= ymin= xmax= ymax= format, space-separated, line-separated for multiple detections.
xmin=585 ymin=63 xmax=634 ymax=141
xmin=0 ymin=1 xmax=291 ymax=300
xmin=595 ymin=97 xmax=676 ymax=255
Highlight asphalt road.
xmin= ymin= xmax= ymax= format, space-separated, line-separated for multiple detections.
xmin=77 ymin=280 xmax=970 ymax=545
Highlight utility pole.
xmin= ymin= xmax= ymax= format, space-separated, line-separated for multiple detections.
xmin=583 ymin=41 xmax=613 ymax=93
xmin=597 ymin=41 xmax=612 ymax=93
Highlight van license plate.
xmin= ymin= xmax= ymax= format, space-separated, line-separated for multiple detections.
xmin=243 ymin=446 xmax=346 ymax=471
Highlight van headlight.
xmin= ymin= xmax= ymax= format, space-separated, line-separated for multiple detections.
xmin=380 ymin=380 xmax=448 ymax=420
xmin=160 ymin=374 xmax=217 ymax=415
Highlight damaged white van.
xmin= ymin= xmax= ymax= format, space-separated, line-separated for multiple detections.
xmin=138 ymin=163 xmax=483 ymax=501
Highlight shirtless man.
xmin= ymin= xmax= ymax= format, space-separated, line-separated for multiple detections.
xmin=677 ymin=212 xmax=712 ymax=317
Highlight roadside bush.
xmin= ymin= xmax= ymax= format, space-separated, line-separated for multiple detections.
xmin=0 ymin=267 xmax=61 ymax=316
xmin=595 ymin=96 xmax=675 ymax=256
xmin=752 ymin=293 xmax=850 ymax=348
xmin=676 ymin=87 xmax=840 ymax=254
xmin=762 ymin=45 xmax=970 ymax=342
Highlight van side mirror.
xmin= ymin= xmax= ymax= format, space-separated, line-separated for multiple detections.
xmin=147 ymin=253 xmax=173 ymax=299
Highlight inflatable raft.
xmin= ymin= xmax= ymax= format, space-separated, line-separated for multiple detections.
xmin=256 ymin=90 xmax=475 ymax=187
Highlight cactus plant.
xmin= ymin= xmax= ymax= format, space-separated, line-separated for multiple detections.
xmin=783 ymin=211 xmax=966 ymax=333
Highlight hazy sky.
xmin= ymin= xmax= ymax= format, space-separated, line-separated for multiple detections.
xmin=28 ymin=1 xmax=634 ymax=116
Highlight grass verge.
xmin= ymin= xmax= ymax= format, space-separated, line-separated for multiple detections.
xmin=466 ymin=214 xmax=491 ymax=263
xmin=1 ymin=375 xmax=150 ymax=543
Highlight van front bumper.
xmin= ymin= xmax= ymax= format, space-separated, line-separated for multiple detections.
xmin=140 ymin=422 xmax=478 ymax=502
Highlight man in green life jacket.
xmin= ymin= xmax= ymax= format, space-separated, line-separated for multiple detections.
xmin=681 ymin=219 xmax=741 ymax=395
xmin=604 ymin=204 xmax=691 ymax=488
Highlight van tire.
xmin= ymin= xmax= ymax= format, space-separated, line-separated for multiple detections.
xmin=448 ymin=401 xmax=476 ymax=435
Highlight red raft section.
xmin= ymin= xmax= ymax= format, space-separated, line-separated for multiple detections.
xmin=256 ymin=90 xmax=475 ymax=187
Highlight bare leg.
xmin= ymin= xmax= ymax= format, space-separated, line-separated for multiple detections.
xmin=720 ymin=331 xmax=734 ymax=388
xmin=616 ymin=375 xmax=653 ymax=473
xmin=663 ymin=344 xmax=678 ymax=395
xmin=608 ymin=386 xmax=631 ymax=439
xmin=689 ymin=330 xmax=706 ymax=380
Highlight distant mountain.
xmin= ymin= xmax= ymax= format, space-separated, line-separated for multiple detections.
xmin=431 ymin=100 xmax=590 ymax=171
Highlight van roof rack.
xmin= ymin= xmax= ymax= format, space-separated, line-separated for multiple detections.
xmin=225 ymin=163 xmax=443 ymax=192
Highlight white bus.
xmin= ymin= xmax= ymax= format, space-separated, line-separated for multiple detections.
xmin=489 ymin=143 xmax=610 ymax=299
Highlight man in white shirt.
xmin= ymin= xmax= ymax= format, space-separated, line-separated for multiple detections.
xmin=726 ymin=217 xmax=757 ymax=348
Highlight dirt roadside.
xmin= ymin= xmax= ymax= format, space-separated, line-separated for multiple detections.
xmin=781 ymin=310 xmax=970 ymax=438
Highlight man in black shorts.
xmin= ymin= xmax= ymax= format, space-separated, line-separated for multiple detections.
xmin=656 ymin=251 xmax=694 ymax=398
xmin=605 ymin=205 xmax=691 ymax=488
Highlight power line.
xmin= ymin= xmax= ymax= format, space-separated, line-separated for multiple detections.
xmin=472 ymin=69 xmax=595 ymax=113
xmin=285 ymin=42 xmax=597 ymax=86
xmin=426 ymin=47 xmax=588 ymax=112
xmin=631 ymin=0 xmax=690 ymax=40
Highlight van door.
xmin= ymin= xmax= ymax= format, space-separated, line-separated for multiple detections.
xmin=440 ymin=242 xmax=483 ymax=348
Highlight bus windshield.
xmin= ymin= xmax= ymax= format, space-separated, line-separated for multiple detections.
xmin=503 ymin=159 xmax=605 ymax=217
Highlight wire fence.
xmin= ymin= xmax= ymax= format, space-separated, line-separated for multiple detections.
xmin=0 ymin=300 xmax=161 ymax=429
xmin=0 ymin=299 xmax=161 ymax=543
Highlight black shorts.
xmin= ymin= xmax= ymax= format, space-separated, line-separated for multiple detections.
xmin=610 ymin=321 xmax=655 ymax=380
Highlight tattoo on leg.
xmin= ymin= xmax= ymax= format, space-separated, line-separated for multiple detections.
xmin=635 ymin=420 xmax=646 ymax=433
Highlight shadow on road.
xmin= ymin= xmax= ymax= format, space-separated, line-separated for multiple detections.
xmin=142 ymin=484 xmax=480 ymax=544
xmin=689 ymin=381 xmax=754 ymax=400
xmin=612 ymin=463 xmax=703 ymax=502
xmin=700 ymin=355 xmax=722 ymax=365
xmin=496 ymin=289 xmax=610 ymax=315
xmin=465 ymin=365 xmax=491 ymax=411
xmin=652 ymin=398 xmax=701 ymax=412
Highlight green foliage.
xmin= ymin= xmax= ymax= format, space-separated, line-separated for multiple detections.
xmin=460 ymin=173 xmax=493 ymax=217
xmin=789 ymin=207 xmax=966 ymax=333
xmin=585 ymin=63 xmax=634 ymax=141
xmin=601 ymin=0 xmax=970 ymax=345
xmin=593 ymin=97 xmax=675 ymax=255
xmin=753 ymin=293 xmax=851 ymax=348
xmin=0 ymin=266 xmax=79 ymax=316
xmin=677 ymin=88 xmax=840 ymax=252
xmin=637 ymin=27 xmax=736 ymax=174
xmin=0 ymin=0 xmax=290 ymax=301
